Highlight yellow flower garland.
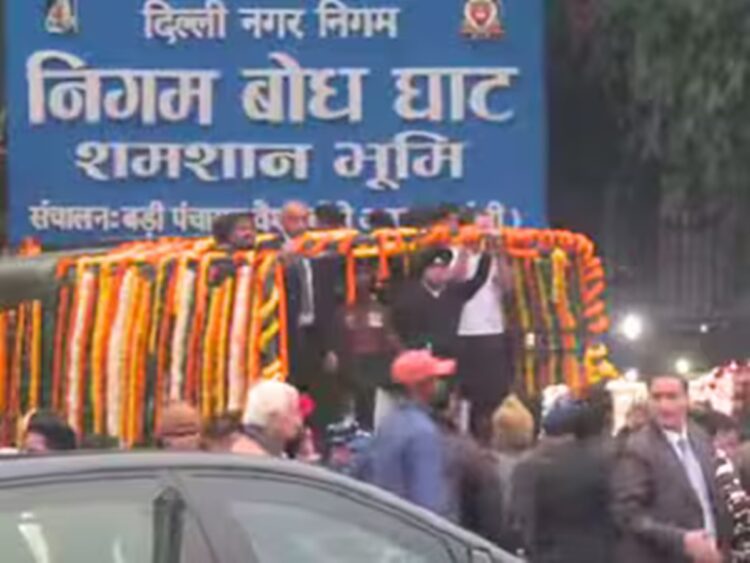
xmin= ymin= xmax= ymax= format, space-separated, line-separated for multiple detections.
xmin=214 ymin=276 xmax=235 ymax=415
xmin=28 ymin=301 xmax=42 ymax=411
xmin=2 ymin=226 xmax=614 ymax=444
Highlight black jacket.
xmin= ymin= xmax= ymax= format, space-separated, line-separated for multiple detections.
xmin=274 ymin=229 xmax=344 ymax=353
xmin=392 ymin=254 xmax=491 ymax=357
xmin=514 ymin=436 xmax=616 ymax=563
xmin=437 ymin=419 xmax=505 ymax=545
xmin=611 ymin=421 xmax=732 ymax=563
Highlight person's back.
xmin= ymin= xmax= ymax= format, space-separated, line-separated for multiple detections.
xmin=369 ymin=399 xmax=447 ymax=516
xmin=438 ymin=418 xmax=504 ymax=543
xmin=529 ymin=436 xmax=615 ymax=562
xmin=512 ymin=384 xmax=616 ymax=562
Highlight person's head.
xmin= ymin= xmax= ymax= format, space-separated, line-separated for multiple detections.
xmin=367 ymin=209 xmax=395 ymax=230
xmin=434 ymin=203 xmax=460 ymax=231
xmin=157 ymin=402 xmax=202 ymax=451
xmin=203 ymin=412 xmax=243 ymax=452
xmin=212 ymin=212 xmax=257 ymax=250
xmin=391 ymin=350 xmax=456 ymax=405
xmin=475 ymin=212 xmax=496 ymax=231
xmin=692 ymin=409 xmax=741 ymax=458
xmin=418 ymin=247 xmax=453 ymax=288
xmin=23 ymin=411 xmax=77 ymax=454
xmin=353 ymin=260 xmax=377 ymax=298
xmin=457 ymin=207 xmax=476 ymax=227
xmin=542 ymin=397 xmax=580 ymax=437
xmin=314 ymin=203 xmax=346 ymax=230
xmin=625 ymin=401 xmax=650 ymax=432
xmin=244 ymin=381 xmax=303 ymax=445
xmin=713 ymin=417 xmax=741 ymax=459
xmin=572 ymin=383 xmax=613 ymax=439
xmin=280 ymin=201 xmax=310 ymax=238
xmin=491 ymin=395 xmax=535 ymax=452
xmin=401 ymin=208 xmax=428 ymax=228
xmin=648 ymin=374 xmax=690 ymax=432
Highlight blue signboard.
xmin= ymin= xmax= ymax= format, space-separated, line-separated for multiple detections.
xmin=7 ymin=0 xmax=546 ymax=245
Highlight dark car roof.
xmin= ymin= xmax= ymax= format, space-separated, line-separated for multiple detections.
xmin=0 ymin=453 xmax=517 ymax=560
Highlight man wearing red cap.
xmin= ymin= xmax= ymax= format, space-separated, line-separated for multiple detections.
xmin=366 ymin=350 xmax=456 ymax=517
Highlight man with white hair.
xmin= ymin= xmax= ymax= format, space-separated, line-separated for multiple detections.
xmin=233 ymin=380 xmax=304 ymax=457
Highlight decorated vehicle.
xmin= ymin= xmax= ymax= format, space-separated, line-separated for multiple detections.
xmin=0 ymin=225 xmax=614 ymax=444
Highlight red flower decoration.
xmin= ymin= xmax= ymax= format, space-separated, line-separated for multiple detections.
xmin=299 ymin=394 xmax=316 ymax=419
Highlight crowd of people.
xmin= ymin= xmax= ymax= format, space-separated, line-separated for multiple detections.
xmin=10 ymin=200 xmax=750 ymax=563
xmin=213 ymin=201 xmax=516 ymax=442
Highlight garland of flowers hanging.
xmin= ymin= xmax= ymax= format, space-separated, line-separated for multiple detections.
xmin=0 ymin=238 xmax=44 ymax=444
xmin=0 ymin=226 xmax=614 ymax=444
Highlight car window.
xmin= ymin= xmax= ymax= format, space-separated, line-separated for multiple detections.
xmin=0 ymin=475 xmax=213 ymax=563
xmin=186 ymin=474 xmax=455 ymax=563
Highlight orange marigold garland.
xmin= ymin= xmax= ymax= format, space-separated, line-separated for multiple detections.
xmin=169 ymin=259 xmax=195 ymax=402
xmin=4 ymin=227 xmax=613 ymax=444
xmin=0 ymin=312 xmax=8 ymax=415
xmin=184 ymin=254 xmax=215 ymax=404
xmin=28 ymin=300 xmax=43 ymax=412
xmin=65 ymin=263 xmax=98 ymax=433
xmin=245 ymin=258 xmax=263 ymax=388
xmin=274 ymin=258 xmax=290 ymax=379
xmin=155 ymin=258 xmax=178 ymax=426
xmin=215 ymin=275 xmax=235 ymax=414
xmin=227 ymin=256 xmax=254 ymax=412
xmin=107 ymin=268 xmax=136 ymax=438
xmin=200 ymin=280 xmax=223 ymax=419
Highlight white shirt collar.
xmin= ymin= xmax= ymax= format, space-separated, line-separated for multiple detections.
xmin=421 ymin=280 xmax=442 ymax=298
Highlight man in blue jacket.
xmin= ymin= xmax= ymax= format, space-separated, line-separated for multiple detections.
xmin=367 ymin=349 xmax=456 ymax=518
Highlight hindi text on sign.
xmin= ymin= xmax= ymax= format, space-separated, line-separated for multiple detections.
xmin=238 ymin=7 xmax=306 ymax=39
xmin=241 ymin=51 xmax=368 ymax=123
xmin=75 ymin=141 xmax=312 ymax=182
xmin=317 ymin=0 xmax=400 ymax=39
xmin=28 ymin=50 xmax=219 ymax=126
xmin=334 ymin=130 xmax=465 ymax=191
xmin=142 ymin=0 xmax=228 ymax=45
xmin=393 ymin=66 xmax=519 ymax=122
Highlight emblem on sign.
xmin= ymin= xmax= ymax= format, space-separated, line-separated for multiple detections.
xmin=461 ymin=0 xmax=504 ymax=39
xmin=45 ymin=0 xmax=78 ymax=34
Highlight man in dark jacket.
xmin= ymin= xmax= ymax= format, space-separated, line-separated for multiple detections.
xmin=274 ymin=201 xmax=344 ymax=435
xmin=512 ymin=385 xmax=616 ymax=562
xmin=392 ymin=247 xmax=490 ymax=359
xmin=611 ymin=374 xmax=731 ymax=563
